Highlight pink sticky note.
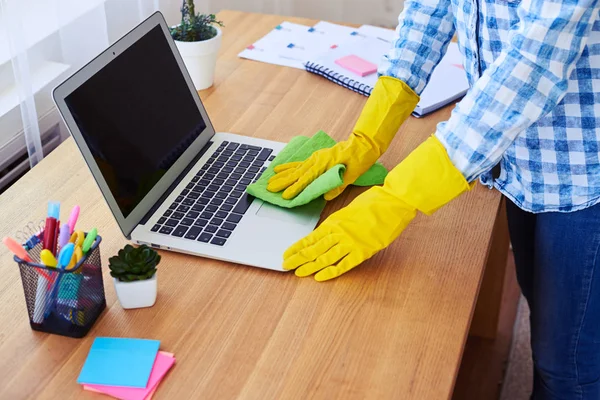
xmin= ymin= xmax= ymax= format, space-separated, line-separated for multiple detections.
xmin=83 ymin=352 xmax=175 ymax=400
xmin=335 ymin=55 xmax=378 ymax=77
xmin=85 ymin=385 xmax=157 ymax=400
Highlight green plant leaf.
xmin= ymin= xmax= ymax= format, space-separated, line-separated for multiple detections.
xmin=109 ymin=244 xmax=160 ymax=281
xmin=171 ymin=8 xmax=224 ymax=42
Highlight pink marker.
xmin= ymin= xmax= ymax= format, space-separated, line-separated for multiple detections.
xmin=67 ymin=205 xmax=80 ymax=234
xmin=58 ymin=223 xmax=71 ymax=249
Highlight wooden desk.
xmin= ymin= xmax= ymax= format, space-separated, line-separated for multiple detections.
xmin=0 ymin=10 xmax=508 ymax=400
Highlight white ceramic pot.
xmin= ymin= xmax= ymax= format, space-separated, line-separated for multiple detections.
xmin=174 ymin=27 xmax=222 ymax=91
xmin=113 ymin=274 xmax=157 ymax=309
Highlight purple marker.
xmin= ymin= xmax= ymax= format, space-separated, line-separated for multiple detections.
xmin=58 ymin=223 xmax=71 ymax=249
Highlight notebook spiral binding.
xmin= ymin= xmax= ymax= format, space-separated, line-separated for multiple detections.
xmin=305 ymin=62 xmax=373 ymax=97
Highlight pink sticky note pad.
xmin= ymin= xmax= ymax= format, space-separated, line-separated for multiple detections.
xmin=85 ymin=385 xmax=157 ymax=400
xmin=335 ymin=55 xmax=378 ymax=77
xmin=83 ymin=352 xmax=175 ymax=400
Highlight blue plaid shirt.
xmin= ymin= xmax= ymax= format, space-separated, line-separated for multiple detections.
xmin=379 ymin=0 xmax=600 ymax=213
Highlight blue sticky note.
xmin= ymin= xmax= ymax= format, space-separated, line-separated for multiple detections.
xmin=77 ymin=337 xmax=160 ymax=388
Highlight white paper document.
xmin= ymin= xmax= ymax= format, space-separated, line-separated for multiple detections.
xmin=414 ymin=44 xmax=469 ymax=117
xmin=238 ymin=21 xmax=470 ymax=116
xmin=238 ymin=21 xmax=356 ymax=69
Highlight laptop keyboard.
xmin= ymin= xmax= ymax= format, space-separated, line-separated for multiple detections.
xmin=150 ymin=141 xmax=274 ymax=246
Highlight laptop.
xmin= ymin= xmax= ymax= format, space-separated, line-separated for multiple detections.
xmin=53 ymin=12 xmax=325 ymax=271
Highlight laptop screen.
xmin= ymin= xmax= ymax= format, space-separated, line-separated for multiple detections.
xmin=64 ymin=25 xmax=207 ymax=218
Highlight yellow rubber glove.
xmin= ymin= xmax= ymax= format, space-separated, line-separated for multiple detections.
xmin=267 ymin=76 xmax=419 ymax=201
xmin=283 ymin=135 xmax=474 ymax=281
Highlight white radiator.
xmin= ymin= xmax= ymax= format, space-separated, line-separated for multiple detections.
xmin=0 ymin=108 xmax=64 ymax=193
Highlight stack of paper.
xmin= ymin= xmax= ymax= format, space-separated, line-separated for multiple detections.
xmin=77 ymin=338 xmax=175 ymax=400
xmin=238 ymin=21 xmax=356 ymax=69
xmin=238 ymin=20 xmax=470 ymax=117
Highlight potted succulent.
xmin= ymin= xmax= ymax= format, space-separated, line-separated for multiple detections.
xmin=170 ymin=1 xmax=224 ymax=90
xmin=109 ymin=244 xmax=160 ymax=309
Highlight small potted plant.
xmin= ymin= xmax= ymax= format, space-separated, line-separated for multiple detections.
xmin=170 ymin=1 xmax=224 ymax=90
xmin=109 ymin=244 xmax=160 ymax=309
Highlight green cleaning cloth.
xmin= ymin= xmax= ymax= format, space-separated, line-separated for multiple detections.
xmin=246 ymin=130 xmax=388 ymax=208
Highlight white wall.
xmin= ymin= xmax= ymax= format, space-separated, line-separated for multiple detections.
xmin=190 ymin=0 xmax=404 ymax=28
xmin=106 ymin=0 xmax=182 ymax=42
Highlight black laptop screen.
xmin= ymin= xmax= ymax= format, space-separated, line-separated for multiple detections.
xmin=65 ymin=25 xmax=206 ymax=218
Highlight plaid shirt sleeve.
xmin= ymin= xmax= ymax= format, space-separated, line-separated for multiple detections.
xmin=435 ymin=0 xmax=600 ymax=182
xmin=378 ymin=0 xmax=456 ymax=95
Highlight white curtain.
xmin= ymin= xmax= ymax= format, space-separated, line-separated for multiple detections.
xmin=0 ymin=0 xmax=182 ymax=172
xmin=0 ymin=0 xmax=400 ymax=176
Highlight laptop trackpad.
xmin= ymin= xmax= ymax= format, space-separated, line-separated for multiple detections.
xmin=255 ymin=201 xmax=323 ymax=226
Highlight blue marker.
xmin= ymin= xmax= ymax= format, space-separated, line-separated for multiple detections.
xmin=45 ymin=243 xmax=75 ymax=318
xmin=57 ymin=243 xmax=75 ymax=268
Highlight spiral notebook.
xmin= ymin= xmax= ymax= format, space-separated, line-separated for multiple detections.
xmin=305 ymin=34 xmax=388 ymax=97
xmin=305 ymin=30 xmax=469 ymax=117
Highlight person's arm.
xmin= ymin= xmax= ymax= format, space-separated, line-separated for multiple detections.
xmin=378 ymin=0 xmax=456 ymax=95
xmin=436 ymin=0 xmax=599 ymax=182
xmin=267 ymin=0 xmax=455 ymax=200
xmin=281 ymin=0 xmax=600 ymax=281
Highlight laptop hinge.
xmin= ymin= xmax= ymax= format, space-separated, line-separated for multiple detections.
xmin=135 ymin=140 xmax=214 ymax=235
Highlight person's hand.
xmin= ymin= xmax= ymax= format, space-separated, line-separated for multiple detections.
xmin=267 ymin=136 xmax=379 ymax=200
xmin=267 ymin=76 xmax=420 ymax=201
xmin=283 ymin=184 xmax=417 ymax=281
xmin=282 ymin=135 xmax=473 ymax=281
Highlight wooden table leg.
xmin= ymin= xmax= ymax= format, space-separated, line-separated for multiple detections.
xmin=469 ymin=198 xmax=511 ymax=339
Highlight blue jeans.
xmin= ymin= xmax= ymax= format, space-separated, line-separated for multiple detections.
xmin=506 ymin=199 xmax=600 ymax=399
